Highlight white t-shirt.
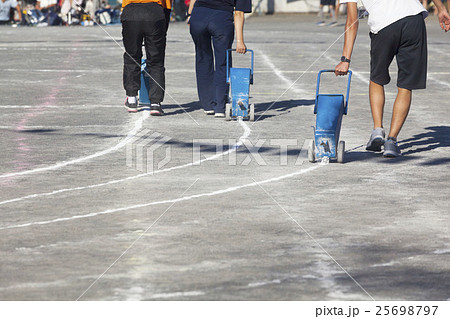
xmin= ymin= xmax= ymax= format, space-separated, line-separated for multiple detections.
xmin=38 ymin=0 xmax=58 ymax=8
xmin=340 ymin=0 xmax=428 ymax=33
xmin=0 ymin=0 xmax=18 ymax=21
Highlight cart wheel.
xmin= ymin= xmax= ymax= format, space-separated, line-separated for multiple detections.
xmin=308 ymin=139 xmax=316 ymax=163
xmin=225 ymin=104 xmax=231 ymax=121
xmin=249 ymin=104 xmax=255 ymax=121
xmin=337 ymin=140 xmax=345 ymax=163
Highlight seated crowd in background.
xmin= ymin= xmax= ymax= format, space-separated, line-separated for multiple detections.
xmin=0 ymin=0 xmax=122 ymax=26
xmin=0 ymin=0 xmax=22 ymax=24
xmin=0 ymin=0 xmax=191 ymax=25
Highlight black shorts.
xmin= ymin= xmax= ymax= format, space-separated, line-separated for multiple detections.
xmin=320 ymin=0 xmax=336 ymax=6
xmin=370 ymin=13 xmax=427 ymax=90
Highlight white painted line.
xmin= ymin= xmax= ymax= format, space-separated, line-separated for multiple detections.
xmin=433 ymin=248 xmax=450 ymax=254
xmin=0 ymin=120 xmax=251 ymax=206
xmin=428 ymin=75 xmax=450 ymax=88
xmin=3 ymin=68 xmax=450 ymax=76
xmin=2 ymin=68 xmax=119 ymax=73
xmin=150 ymin=291 xmax=205 ymax=299
xmin=1 ymin=68 xmax=195 ymax=74
xmin=0 ymin=111 xmax=149 ymax=179
xmin=0 ymin=105 xmax=122 ymax=109
xmin=0 ymin=165 xmax=318 ymax=230
xmin=248 ymin=279 xmax=281 ymax=287
xmin=259 ymin=51 xmax=307 ymax=95
xmin=428 ymin=46 xmax=450 ymax=58
xmin=0 ymin=125 xmax=125 ymax=129
xmin=323 ymin=53 xmax=369 ymax=83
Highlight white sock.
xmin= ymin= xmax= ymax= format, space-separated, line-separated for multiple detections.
xmin=127 ymin=96 xmax=136 ymax=103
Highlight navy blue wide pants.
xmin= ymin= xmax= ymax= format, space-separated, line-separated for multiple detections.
xmin=189 ymin=7 xmax=234 ymax=113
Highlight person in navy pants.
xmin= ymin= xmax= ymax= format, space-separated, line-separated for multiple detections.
xmin=188 ymin=0 xmax=252 ymax=117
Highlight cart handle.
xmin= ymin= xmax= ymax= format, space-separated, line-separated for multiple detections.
xmin=226 ymin=49 xmax=254 ymax=84
xmin=315 ymin=69 xmax=352 ymax=114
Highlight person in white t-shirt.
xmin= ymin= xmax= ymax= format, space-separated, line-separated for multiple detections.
xmin=0 ymin=0 xmax=22 ymax=24
xmin=335 ymin=0 xmax=450 ymax=157
xmin=36 ymin=0 xmax=57 ymax=12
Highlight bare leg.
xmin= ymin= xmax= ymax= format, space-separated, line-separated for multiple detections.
xmin=330 ymin=5 xmax=336 ymax=22
xmin=318 ymin=5 xmax=324 ymax=21
xmin=388 ymin=87 xmax=412 ymax=139
xmin=335 ymin=1 xmax=340 ymax=20
xmin=369 ymin=80 xmax=385 ymax=129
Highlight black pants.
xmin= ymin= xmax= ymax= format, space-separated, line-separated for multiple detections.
xmin=122 ymin=3 xmax=168 ymax=103
xmin=370 ymin=14 xmax=427 ymax=90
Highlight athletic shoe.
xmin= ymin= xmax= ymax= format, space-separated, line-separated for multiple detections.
xmin=214 ymin=113 xmax=225 ymax=118
xmin=317 ymin=21 xmax=326 ymax=26
xmin=125 ymin=97 xmax=138 ymax=113
xmin=383 ymin=137 xmax=402 ymax=158
xmin=366 ymin=127 xmax=385 ymax=152
xmin=204 ymin=110 xmax=215 ymax=115
xmin=328 ymin=21 xmax=338 ymax=27
xmin=150 ymin=103 xmax=164 ymax=116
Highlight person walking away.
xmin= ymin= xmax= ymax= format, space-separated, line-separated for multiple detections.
xmin=317 ymin=0 xmax=337 ymax=27
xmin=121 ymin=0 xmax=171 ymax=115
xmin=187 ymin=0 xmax=252 ymax=118
xmin=335 ymin=0 xmax=450 ymax=157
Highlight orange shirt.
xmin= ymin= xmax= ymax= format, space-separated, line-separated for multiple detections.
xmin=122 ymin=0 xmax=172 ymax=10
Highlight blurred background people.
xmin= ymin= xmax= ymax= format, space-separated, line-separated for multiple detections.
xmin=317 ymin=0 xmax=337 ymax=27
xmin=0 ymin=0 xmax=22 ymax=24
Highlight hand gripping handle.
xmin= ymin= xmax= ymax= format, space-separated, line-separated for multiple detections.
xmin=226 ymin=49 xmax=254 ymax=84
xmin=315 ymin=69 xmax=353 ymax=114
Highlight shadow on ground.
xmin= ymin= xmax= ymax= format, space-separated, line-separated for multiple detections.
xmin=147 ymin=99 xmax=315 ymax=121
xmin=344 ymin=126 xmax=449 ymax=165
xmin=401 ymin=126 xmax=450 ymax=166
xmin=254 ymin=99 xmax=315 ymax=121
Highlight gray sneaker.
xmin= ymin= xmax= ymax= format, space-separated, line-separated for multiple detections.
xmin=328 ymin=21 xmax=338 ymax=27
xmin=366 ymin=127 xmax=385 ymax=152
xmin=383 ymin=137 xmax=402 ymax=158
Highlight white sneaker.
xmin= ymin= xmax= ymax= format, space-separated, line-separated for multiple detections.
xmin=214 ymin=113 xmax=225 ymax=118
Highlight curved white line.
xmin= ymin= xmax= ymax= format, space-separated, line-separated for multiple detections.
xmin=0 ymin=166 xmax=317 ymax=230
xmin=259 ymin=51 xmax=307 ymax=95
xmin=323 ymin=53 xmax=369 ymax=83
xmin=0 ymin=105 xmax=123 ymax=109
xmin=428 ymin=75 xmax=450 ymax=88
xmin=0 ymin=120 xmax=251 ymax=206
xmin=0 ymin=111 xmax=149 ymax=179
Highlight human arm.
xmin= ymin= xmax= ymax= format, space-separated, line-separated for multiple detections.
xmin=15 ymin=4 xmax=22 ymax=22
xmin=234 ymin=10 xmax=246 ymax=54
xmin=431 ymin=0 xmax=450 ymax=31
xmin=335 ymin=2 xmax=358 ymax=76
xmin=186 ymin=0 xmax=196 ymax=24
